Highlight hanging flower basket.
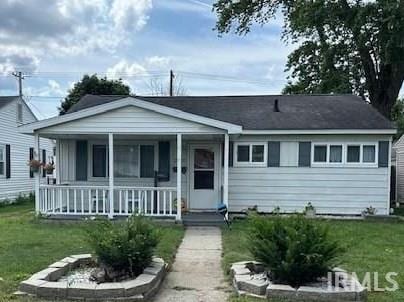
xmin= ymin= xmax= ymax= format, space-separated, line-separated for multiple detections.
xmin=28 ymin=159 xmax=42 ymax=173
xmin=43 ymin=163 xmax=55 ymax=175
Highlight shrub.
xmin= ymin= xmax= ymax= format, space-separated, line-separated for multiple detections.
xmin=248 ymin=215 xmax=342 ymax=288
xmin=86 ymin=215 xmax=159 ymax=278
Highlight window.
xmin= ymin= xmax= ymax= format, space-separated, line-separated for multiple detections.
xmin=114 ymin=145 xmax=139 ymax=178
xmin=91 ymin=142 xmax=156 ymax=178
xmin=92 ymin=145 xmax=107 ymax=177
xmin=17 ymin=103 xmax=23 ymax=123
xmin=363 ymin=145 xmax=376 ymax=163
xmin=314 ymin=145 xmax=327 ymax=162
xmin=237 ymin=145 xmax=249 ymax=162
xmin=0 ymin=145 xmax=4 ymax=176
xmin=235 ymin=143 xmax=266 ymax=166
xmin=347 ymin=145 xmax=360 ymax=163
xmin=329 ymin=145 xmax=342 ymax=163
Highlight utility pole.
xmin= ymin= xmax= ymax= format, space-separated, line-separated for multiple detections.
xmin=169 ymin=70 xmax=174 ymax=97
xmin=12 ymin=71 xmax=24 ymax=97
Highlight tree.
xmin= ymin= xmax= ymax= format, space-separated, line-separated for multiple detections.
xmin=146 ymin=76 xmax=187 ymax=96
xmin=59 ymin=74 xmax=131 ymax=115
xmin=213 ymin=0 xmax=404 ymax=118
xmin=391 ymin=98 xmax=404 ymax=140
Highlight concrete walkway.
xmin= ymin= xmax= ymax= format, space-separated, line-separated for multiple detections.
xmin=152 ymin=227 xmax=230 ymax=302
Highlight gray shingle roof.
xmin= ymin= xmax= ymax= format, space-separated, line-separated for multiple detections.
xmin=0 ymin=96 xmax=19 ymax=110
xmin=68 ymin=94 xmax=394 ymax=130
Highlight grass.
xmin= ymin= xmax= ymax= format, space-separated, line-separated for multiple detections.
xmin=0 ymin=201 xmax=184 ymax=301
xmin=223 ymin=218 xmax=404 ymax=302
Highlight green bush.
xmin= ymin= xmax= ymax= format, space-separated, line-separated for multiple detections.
xmin=86 ymin=215 xmax=159 ymax=277
xmin=248 ymin=215 xmax=342 ymax=287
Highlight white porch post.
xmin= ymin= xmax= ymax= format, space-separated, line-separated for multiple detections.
xmin=55 ymin=139 xmax=61 ymax=185
xmin=223 ymin=133 xmax=229 ymax=216
xmin=176 ymin=134 xmax=182 ymax=221
xmin=34 ymin=132 xmax=40 ymax=214
xmin=108 ymin=133 xmax=114 ymax=219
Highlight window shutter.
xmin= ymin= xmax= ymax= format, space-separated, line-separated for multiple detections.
xmin=158 ymin=142 xmax=170 ymax=182
xmin=229 ymin=141 xmax=234 ymax=167
xmin=76 ymin=140 xmax=88 ymax=181
xmin=42 ymin=149 xmax=46 ymax=177
xmin=29 ymin=147 xmax=34 ymax=178
xmin=268 ymin=141 xmax=280 ymax=167
xmin=298 ymin=142 xmax=311 ymax=167
xmin=140 ymin=145 xmax=155 ymax=178
xmin=378 ymin=141 xmax=389 ymax=168
xmin=6 ymin=144 xmax=10 ymax=179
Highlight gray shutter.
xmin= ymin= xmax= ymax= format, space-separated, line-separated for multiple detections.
xmin=29 ymin=147 xmax=34 ymax=178
xmin=140 ymin=145 xmax=155 ymax=178
xmin=42 ymin=149 xmax=46 ymax=177
xmin=298 ymin=142 xmax=311 ymax=167
xmin=268 ymin=141 xmax=280 ymax=167
xmin=158 ymin=142 xmax=170 ymax=181
xmin=76 ymin=140 xmax=88 ymax=181
xmin=229 ymin=141 xmax=234 ymax=167
xmin=6 ymin=144 xmax=10 ymax=179
xmin=378 ymin=141 xmax=389 ymax=168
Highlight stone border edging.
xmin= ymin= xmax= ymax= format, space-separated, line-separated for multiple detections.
xmin=17 ymin=254 xmax=167 ymax=301
xmin=231 ymin=261 xmax=367 ymax=301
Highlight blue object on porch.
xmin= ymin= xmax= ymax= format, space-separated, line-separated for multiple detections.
xmin=217 ymin=202 xmax=230 ymax=228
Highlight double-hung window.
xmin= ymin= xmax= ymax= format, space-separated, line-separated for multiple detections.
xmin=0 ymin=145 xmax=5 ymax=176
xmin=235 ymin=143 xmax=267 ymax=166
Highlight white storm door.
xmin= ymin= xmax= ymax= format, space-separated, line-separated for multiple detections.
xmin=189 ymin=144 xmax=220 ymax=210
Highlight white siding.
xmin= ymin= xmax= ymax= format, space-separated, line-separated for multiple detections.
xmin=396 ymin=151 xmax=404 ymax=201
xmin=228 ymin=134 xmax=391 ymax=215
xmin=40 ymin=106 xmax=224 ymax=134
xmin=0 ymin=100 xmax=54 ymax=201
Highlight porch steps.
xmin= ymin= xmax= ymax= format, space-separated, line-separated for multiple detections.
xmin=182 ymin=212 xmax=226 ymax=227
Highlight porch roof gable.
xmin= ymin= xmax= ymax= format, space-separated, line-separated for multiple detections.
xmin=18 ymin=97 xmax=243 ymax=134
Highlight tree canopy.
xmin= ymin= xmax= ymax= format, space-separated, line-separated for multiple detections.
xmin=59 ymin=74 xmax=131 ymax=115
xmin=214 ymin=0 xmax=404 ymax=118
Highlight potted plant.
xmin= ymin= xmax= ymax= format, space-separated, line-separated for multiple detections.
xmin=43 ymin=163 xmax=55 ymax=175
xmin=28 ymin=159 xmax=42 ymax=173
xmin=303 ymin=202 xmax=316 ymax=217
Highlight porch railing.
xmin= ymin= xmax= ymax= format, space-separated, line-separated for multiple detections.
xmin=38 ymin=185 xmax=177 ymax=218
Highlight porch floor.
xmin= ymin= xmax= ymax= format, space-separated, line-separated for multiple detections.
xmin=182 ymin=212 xmax=226 ymax=226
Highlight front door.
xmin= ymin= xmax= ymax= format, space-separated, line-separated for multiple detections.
xmin=189 ymin=144 xmax=220 ymax=210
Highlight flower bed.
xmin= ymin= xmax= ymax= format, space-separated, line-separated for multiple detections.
xmin=17 ymin=254 xmax=167 ymax=301
xmin=231 ymin=261 xmax=367 ymax=301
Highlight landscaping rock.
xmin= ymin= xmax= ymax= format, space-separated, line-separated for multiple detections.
xmin=67 ymin=282 xmax=98 ymax=299
xmin=237 ymin=276 xmax=269 ymax=296
xmin=94 ymin=282 xmax=125 ymax=298
xmin=19 ymin=279 xmax=47 ymax=294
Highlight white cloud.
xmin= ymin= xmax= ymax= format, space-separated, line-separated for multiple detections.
xmin=110 ymin=0 xmax=153 ymax=32
xmin=107 ymin=60 xmax=148 ymax=78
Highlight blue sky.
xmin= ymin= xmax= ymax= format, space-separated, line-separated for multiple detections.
xmin=0 ymin=1 xmax=304 ymax=118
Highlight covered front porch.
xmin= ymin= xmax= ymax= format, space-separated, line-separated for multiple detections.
xmin=34 ymin=132 xmax=231 ymax=221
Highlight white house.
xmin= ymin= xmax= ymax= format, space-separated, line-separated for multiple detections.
xmin=392 ymin=135 xmax=404 ymax=202
xmin=19 ymin=94 xmax=395 ymax=219
xmin=0 ymin=96 xmax=54 ymax=201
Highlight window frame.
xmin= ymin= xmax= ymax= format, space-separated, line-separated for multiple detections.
xmin=234 ymin=142 xmax=267 ymax=167
xmin=88 ymin=140 xmax=158 ymax=180
xmin=311 ymin=142 xmax=378 ymax=167
xmin=0 ymin=144 xmax=5 ymax=177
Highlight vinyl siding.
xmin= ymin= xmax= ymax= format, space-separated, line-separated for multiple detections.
xmin=0 ymin=100 xmax=54 ymax=201
xmin=396 ymin=151 xmax=404 ymax=201
xmin=228 ymin=134 xmax=391 ymax=215
xmin=40 ymin=106 xmax=225 ymax=134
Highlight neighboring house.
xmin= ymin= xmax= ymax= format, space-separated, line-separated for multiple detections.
xmin=19 ymin=94 xmax=395 ymax=219
xmin=393 ymin=135 xmax=404 ymax=202
xmin=0 ymin=96 xmax=54 ymax=201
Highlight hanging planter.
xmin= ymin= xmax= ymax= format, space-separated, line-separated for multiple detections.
xmin=28 ymin=159 xmax=42 ymax=173
xmin=43 ymin=163 xmax=55 ymax=175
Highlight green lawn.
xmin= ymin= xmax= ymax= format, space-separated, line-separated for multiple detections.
xmin=0 ymin=201 xmax=184 ymax=301
xmin=223 ymin=218 xmax=404 ymax=302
